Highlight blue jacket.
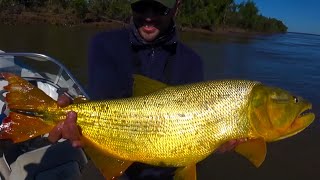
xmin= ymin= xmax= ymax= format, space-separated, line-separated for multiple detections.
xmin=87 ymin=25 xmax=204 ymax=179
xmin=87 ymin=26 xmax=203 ymax=100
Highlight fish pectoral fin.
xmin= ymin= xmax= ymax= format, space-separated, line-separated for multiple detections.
xmin=0 ymin=112 xmax=53 ymax=143
xmin=133 ymin=74 xmax=168 ymax=96
xmin=82 ymin=137 xmax=132 ymax=179
xmin=174 ymin=164 xmax=197 ymax=180
xmin=234 ymin=138 xmax=267 ymax=168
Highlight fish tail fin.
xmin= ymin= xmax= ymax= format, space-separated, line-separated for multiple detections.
xmin=1 ymin=72 xmax=57 ymax=112
xmin=0 ymin=112 xmax=54 ymax=143
xmin=0 ymin=73 xmax=58 ymax=143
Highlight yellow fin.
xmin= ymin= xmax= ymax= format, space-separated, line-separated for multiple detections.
xmin=82 ymin=137 xmax=132 ymax=179
xmin=0 ymin=112 xmax=54 ymax=143
xmin=1 ymin=72 xmax=56 ymax=111
xmin=174 ymin=164 xmax=197 ymax=180
xmin=133 ymin=74 xmax=168 ymax=96
xmin=234 ymin=138 xmax=267 ymax=167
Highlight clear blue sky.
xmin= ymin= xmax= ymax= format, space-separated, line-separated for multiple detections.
xmin=235 ymin=0 xmax=320 ymax=35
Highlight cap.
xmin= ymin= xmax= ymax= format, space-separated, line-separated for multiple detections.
xmin=131 ymin=0 xmax=176 ymax=8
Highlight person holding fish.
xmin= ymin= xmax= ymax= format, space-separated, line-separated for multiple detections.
xmin=47 ymin=0 xmax=245 ymax=179
xmin=0 ymin=0 xmax=246 ymax=179
xmin=0 ymin=1 xmax=316 ymax=180
xmin=0 ymin=2 xmax=314 ymax=178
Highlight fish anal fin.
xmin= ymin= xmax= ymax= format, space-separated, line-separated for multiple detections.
xmin=133 ymin=74 xmax=168 ymax=96
xmin=0 ymin=112 xmax=53 ymax=143
xmin=82 ymin=137 xmax=132 ymax=179
xmin=174 ymin=164 xmax=197 ymax=180
xmin=235 ymin=138 xmax=267 ymax=167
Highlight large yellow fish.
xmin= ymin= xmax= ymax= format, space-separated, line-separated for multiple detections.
xmin=0 ymin=73 xmax=315 ymax=180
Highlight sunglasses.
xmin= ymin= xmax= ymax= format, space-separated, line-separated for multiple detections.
xmin=131 ymin=1 xmax=171 ymax=16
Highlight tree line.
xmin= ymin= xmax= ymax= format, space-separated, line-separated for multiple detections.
xmin=0 ymin=0 xmax=287 ymax=33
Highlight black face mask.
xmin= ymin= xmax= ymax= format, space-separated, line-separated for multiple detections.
xmin=131 ymin=1 xmax=171 ymax=17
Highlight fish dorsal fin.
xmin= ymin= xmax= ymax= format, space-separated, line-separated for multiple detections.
xmin=234 ymin=138 xmax=267 ymax=167
xmin=133 ymin=74 xmax=168 ymax=97
xmin=0 ymin=112 xmax=54 ymax=143
xmin=174 ymin=164 xmax=197 ymax=180
xmin=82 ymin=137 xmax=133 ymax=179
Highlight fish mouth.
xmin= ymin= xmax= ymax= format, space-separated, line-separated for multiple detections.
xmin=295 ymin=104 xmax=314 ymax=123
xmin=289 ymin=104 xmax=315 ymax=133
xmin=298 ymin=104 xmax=313 ymax=117
xmin=274 ymin=104 xmax=315 ymax=141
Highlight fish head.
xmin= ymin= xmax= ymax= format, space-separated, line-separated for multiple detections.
xmin=249 ymin=84 xmax=315 ymax=142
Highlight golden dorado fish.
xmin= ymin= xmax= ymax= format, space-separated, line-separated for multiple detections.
xmin=0 ymin=73 xmax=315 ymax=180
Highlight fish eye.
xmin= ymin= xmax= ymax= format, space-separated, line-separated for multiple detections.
xmin=293 ymin=96 xmax=299 ymax=103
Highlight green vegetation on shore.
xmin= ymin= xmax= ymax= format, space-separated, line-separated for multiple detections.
xmin=0 ymin=0 xmax=287 ymax=33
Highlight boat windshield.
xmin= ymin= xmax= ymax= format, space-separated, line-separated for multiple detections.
xmin=0 ymin=52 xmax=88 ymax=123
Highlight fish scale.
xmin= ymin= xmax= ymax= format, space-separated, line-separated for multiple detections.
xmin=63 ymin=80 xmax=259 ymax=166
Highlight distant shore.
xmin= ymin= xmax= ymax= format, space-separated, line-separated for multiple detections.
xmin=0 ymin=10 xmax=276 ymax=36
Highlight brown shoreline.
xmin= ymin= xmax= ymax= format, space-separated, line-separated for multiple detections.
xmin=0 ymin=11 xmax=277 ymax=37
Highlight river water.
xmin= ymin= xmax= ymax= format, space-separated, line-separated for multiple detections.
xmin=0 ymin=24 xmax=320 ymax=179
